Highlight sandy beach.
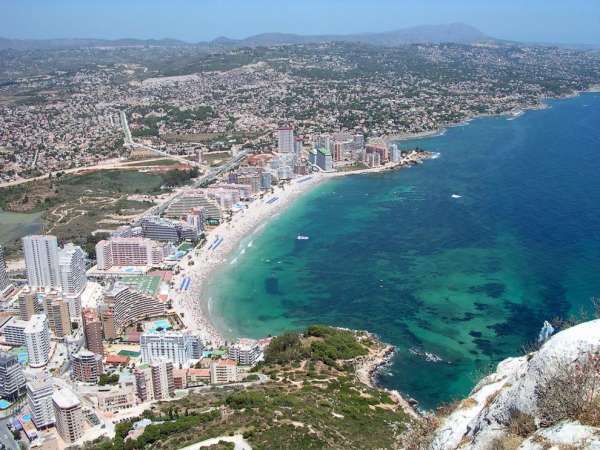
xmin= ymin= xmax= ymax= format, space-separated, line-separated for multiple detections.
xmin=170 ymin=173 xmax=328 ymax=345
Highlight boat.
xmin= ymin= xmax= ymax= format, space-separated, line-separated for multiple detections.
xmin=296 ymin=235 xmax=309 ymax=240
xmin=451 ymin=194 xmax=462 ymax=199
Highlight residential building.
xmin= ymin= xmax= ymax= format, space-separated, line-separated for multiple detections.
xmin=390 ymin=144 xmax=401 ymax=163
xmin=105 ymin=283 xmax=166 ymax=333
xmin=140 ymin=330 xmax=194 ymax=367
xmin=187 ymin=368 xmax=210 ymax=386
xmin=96 ymin=382 xmax=137 ymax=413
xmin=44 ymin=293 xmax=72 ymax=338
xmin=96 ymin=238 xmax=166 ymax=270
xmin=58 ymin=244 xmax=87 ymax=296
xmin=53 ymin=388 xmax=83 ymax=444
xmin=0 ymin=245 xmax=9 ymax=291
xmin=228 ymin=339 xmax=261 ymax=366
xmin=25 ymin=314 xmax=51 ymax=368
xmin=150 ymin=359 xmax=175 ymax=400
xmin=71 ymin=350 xmax=103 ymax=383
xmin=209 ymin=359 xmax=238 ymax=384
xmin=277 ymin=126 xmax=294 ymax=153
xmin=0 ymin=352 xmax=26 ymax=401
xmin=22 ymin=235 xmax=60 ymax=289
xmin=164 ymin=193 xmax=221 ymax=224
xmin=2 ymin=317 xmax=27 ymax=346
xmin=82 ymin=308 xmax=104 ymax=356
xmin=27 ymin=376 xmax=55 ymax=429
xmin=316 ymin=147 xmax=333 ymax=171
xmin=134 ymin=367 xmax=154 ymax=402
xmin=17 ymin=288 xmax=40 ymax=321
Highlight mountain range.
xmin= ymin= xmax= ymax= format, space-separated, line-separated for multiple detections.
xmin=0 ymin=23 xmax=494 ymax=50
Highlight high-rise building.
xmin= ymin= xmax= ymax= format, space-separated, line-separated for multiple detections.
xmin=22 ymin=235 xmax=60 ymax=289
xmin=82 ymin=308 xmax=104 ymax=356
xmin=17 ymin=288 xmax=40 ymax=321
xmin=58 ymin=244 xmax=87 ymax=296
xmin=96 ymin=238 xmax=166 ymax=270
xmin=150 ymin=359 xmax=175 ymax=400
xmin=0 ymin=352 xmax=26 ymax=401
xmin=44 ymin=294 xmax=72 ymax=338
xmin=71 ymin=350 xmax=103 ymax=383
xmin=316 ymin=147 xmax=333 ymax=171
xmin=390 ymin=144 xmax=402 ymax=163
xmin=52 ymin=388 xmax=83 ymax=444
xmin=277 ymin=126 xmax=294 ymax=153
xmin=0 ymin=245 xmax=10 ymax=292
xmin=294 ymin=136 xmax=303 ymax=156
xmin=27 ymin=376 xmax=55 ymax=429
xmin=24 ymin=314 xmax=51 ymax=368
xmin=140 ymin=330 xmax=195 ymax=367
xmin=134 ymin=367 xmax=154 ymax=402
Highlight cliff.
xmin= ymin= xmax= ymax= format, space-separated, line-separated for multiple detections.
xmin=430 ymin=319 xmax=600 ymax=450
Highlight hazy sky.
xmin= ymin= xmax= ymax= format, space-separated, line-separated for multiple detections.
xmin=3 ymin=0 xmax=600 ymax=45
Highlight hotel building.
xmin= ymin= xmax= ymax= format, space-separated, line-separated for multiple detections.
xmin=96 ymin=237 xmax=165 ymax=270
xmin=140 ymin=330 xmax=195 ymax=367
xmin=82 ymin=308 xmax=104 ymax=356
xmin=150 ymin=359 xmax=175 ymax=400
xmin=58 ymin=244 xmax=87 ymax=296
xmin=104 ymin=283 xmax=166 ymax=333
xmin=27 ymin=376 xmax=55 ymax=429
xmin=278 ymin=126 xmax=294 ymax=153
xmin=0 ymin=245 xmax=9 ymax=291
xmin=0 ymin=352 xmax=26 ymax=401
xmin=71 ymin=350 xmax=103 ymax=383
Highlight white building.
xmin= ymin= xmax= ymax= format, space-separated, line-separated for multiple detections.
xmin=53 ymin=387 xmax=83 ymax=444
xmin=0 ymin=245 xmax=10 ymax=291
xmin=140 ymin=331 xmax=195 ymax=367
xmin=390 ymin=144 xmax=401 ymax=163
xmin=23 ymin=235 xmax=60 ymax=289
xmin=27 ymin=376 xmax=55 ymax=429
xmin=58 ymin=244 xmax=87 ymax=296
xmin=278 ymin=126 xmax=294 ymax=153
xmin=0 ymin=352 xmax=26 ymax=401
xmin=25 ymin=314 xmax=51 ymax=368
xmin=209 ymin=359 xmax=238 ymax=384
xmin=228 ymin=339 xmax=262 ymax=366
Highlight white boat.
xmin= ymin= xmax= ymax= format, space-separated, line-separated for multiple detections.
xmin=451 ymin=194 xmax=462 ymax=199
xmin=296 ymin=235 xmax=309 ymax=240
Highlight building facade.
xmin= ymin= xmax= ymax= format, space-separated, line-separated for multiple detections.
xmin=277 ymin=126 xmax=294 ymax=153
xmin=96 ymin=238 xmax=165 ymax=270
xmin=53 ymin=388 xmax=83 ymax=444
xmin=0 ymin=245 xmax=10 ymax=291
xmin=140 ymin=331 xmax=195 ymax=367
xmin=82 ymin=308 xmax=104 ymax=356
xmin=27 ymin=376 xmax=55 ymax=429
xmin=0 ymin=352 xmax=26 ymax=401
xmin=150 ymin=359 xmax=175 ymax=400
xmin=23 ymin=235 xmax=60 ymax=289
xmin=71 ymin=350 xmax=103 ymax=383
xmin=58 ymin=244 xmax=87 ymax=296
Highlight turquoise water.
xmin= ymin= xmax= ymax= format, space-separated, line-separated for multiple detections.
xmin=207 ymin=93 xmax=600 ymax=409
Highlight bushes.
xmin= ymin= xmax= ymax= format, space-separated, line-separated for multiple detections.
xmin=225 ymin=390 xmax=267 ymax=409
xmin=308 ymin=326 xmax=368 ymax=365
xmin=264 ymin=332 xmax=307 ymax=364
xmin=535 ymin=350 xmax=600 ymax=427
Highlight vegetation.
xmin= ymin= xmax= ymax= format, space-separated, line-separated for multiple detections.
xmin=98 ymin=373 xmax=120 ymax=386
xmin=88 ymin=326 xmax=407 ymax=450
xmin=264 ymin=325 xmax=368 ymax=368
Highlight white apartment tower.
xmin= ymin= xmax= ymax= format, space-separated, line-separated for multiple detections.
xmin=53 ymin=388 xmax=83 ymax=444
xmin=0 ymin=245 xmax=10 ymax=291
xmin=277 ymin=126 xmax=294 ymax=153
xmin=25 ymin=314 xmax=51 ymax=368
xmin=58 ymin=244 xmax=87 ymax=296
xmin=23 ymin=235 xmax=60 ymax=289
xmin=27 ymin=376 xmax=55 ymax=429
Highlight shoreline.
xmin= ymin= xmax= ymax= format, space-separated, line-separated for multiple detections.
xmin=171 ymin=153 xmax=433 ymax=345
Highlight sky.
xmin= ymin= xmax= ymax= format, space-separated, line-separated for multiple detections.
xmin=2 ymin=0 xmax=600 ymax=45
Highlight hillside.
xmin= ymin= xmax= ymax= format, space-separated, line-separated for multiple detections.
xmin=85 ymin=326 xmax=413 ymax=450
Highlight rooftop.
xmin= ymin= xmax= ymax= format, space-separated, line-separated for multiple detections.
xmin=52 ymin=388 xmax=80 ymax=409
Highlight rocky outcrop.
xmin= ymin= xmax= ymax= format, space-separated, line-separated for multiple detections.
xmin=431 ymin=319 xmax=600 ymax=450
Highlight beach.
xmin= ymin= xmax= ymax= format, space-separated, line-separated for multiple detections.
xmin=171 ymin=173 xmax=328 ymax=345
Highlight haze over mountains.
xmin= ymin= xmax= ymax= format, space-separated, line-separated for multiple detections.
xmin=0 ymin=23 xmax=493 ymax=50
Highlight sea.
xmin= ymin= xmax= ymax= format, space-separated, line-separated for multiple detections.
xmin=206 ymin=93 xmax=600 ymax=410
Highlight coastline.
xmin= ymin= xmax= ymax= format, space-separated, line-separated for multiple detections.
xmin=171 ymin=153 xmax=432 ymax=345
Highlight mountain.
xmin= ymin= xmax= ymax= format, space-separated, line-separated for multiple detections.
xmin=216 ymin=23 xmax=492 ymax=47
xmin=0 ymin=23 xmax=492 ymax=51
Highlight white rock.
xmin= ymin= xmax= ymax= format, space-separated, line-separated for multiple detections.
xmin=517 ymin=421 xmax=600 ymax=450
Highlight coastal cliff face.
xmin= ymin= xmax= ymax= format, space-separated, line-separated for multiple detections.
xmin=430 ymin=319 xmax=600 ymax=450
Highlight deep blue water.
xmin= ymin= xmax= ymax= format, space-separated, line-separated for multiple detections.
xmin=208 ymin=93 xmax=600 ymax=409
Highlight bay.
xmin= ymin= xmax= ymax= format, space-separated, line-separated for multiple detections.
xmin=207 ymin=93 xmax=600 ymax=409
